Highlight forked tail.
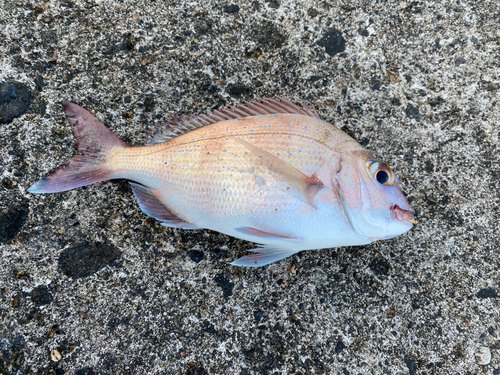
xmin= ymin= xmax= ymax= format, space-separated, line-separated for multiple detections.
xmin=28 ymin=101 xmax=130 ymax=193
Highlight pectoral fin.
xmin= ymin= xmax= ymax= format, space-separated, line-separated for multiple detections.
xmin=231 ymin=137 xmax=323 ymax=208
xmin=230 ymin=247 xmax=300 ymax=267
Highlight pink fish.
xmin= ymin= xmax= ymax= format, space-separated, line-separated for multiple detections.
xmin=28 ymin=97 xmax=414 ymax=266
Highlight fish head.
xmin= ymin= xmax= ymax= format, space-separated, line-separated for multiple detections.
xmin=334 ymin=151 xmax=414 ymax=241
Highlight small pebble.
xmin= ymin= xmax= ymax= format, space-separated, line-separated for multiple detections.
xmin=475 ymin=346 xmax=491 ymax=365
xmin=50 ymin=349 xmax=62 ymax=362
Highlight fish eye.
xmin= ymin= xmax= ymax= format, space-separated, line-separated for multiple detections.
xmin=376 ymin=170 xmax=389 ymax=184
xmin=367 ymin=160 xmax=396 ymax=186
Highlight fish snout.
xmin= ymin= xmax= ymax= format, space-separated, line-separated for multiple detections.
xmin=390 ymin=204 xmax=416 ymax=224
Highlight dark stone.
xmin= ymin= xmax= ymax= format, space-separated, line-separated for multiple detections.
xmin=213 ymin=273 xmax=233 ymax=299
xmin=358 ymin=28 xmax=369 ymax=37
xmin=194 ymin=19 xmax=212 ymax=35
xmin=102 ymin=38 xmax=134 ymax=55
xmin=202 ymin=319 xmax=216 ymax=335
xmin=254 ymin=309 xmax=264 ymax=322
xmin=428 ymin=97 xmax=444 ymax=107
xmin=227 ymin=84 xmax=251 ymax=97
xmin=223 ymin=4 xmax=239 ymax=13
xmin=455 ymin=57 xmax=466 ymax=66
xmin=307 ymin=8 xmax=318 ymax=17
xmin=266 ymin=0 xmax=280 ymax=9
xmin=405 ymin=104 xmax=423 ymax=120
xmin=486 ymin=82 xmax=500 ymax=91
xmin=2 ymin=177 xmax=15 ymax=189
xmin=370 ymin=79 xmax=382 ymax=91
xmin=199 ymin=82 xmax=218 ymax=93
xmin=58 ymin=241 xmax=122 ymax=278
xmin=451 ymin=343 xmax=465 ymax=358
xmin=316 ymin=29 xmax=346 ymax=57
xmin=30 ymin=285 xmax=53 ymax=306
xmin=35 ymin=75 xmax=44 ymax=91
xmin=185 ymin=363 xmax=207 ymax=375
xmin=404 ymin=356 xmax=417 ymax=375
xmin=335 ymin=340 xmax=345 ymax=353
xmin=75 ymin=368 xmax=96 ymax=375
xmin=144 ymin=95 xmax=155 ymax=112
xmin=0 ymin=82 xmax=32 ymax=124
xmin=0 ymin=202 xmax=29 ymax=243
xmin=476 ymin=288 xmax=498 ymax=299
xmin=370 ymin=258 xmax=390 ymax=275
xmin=251 ymin=22 xmax=286 ymax=50
xmin=187 ymin=250 xmax=204 ymax=263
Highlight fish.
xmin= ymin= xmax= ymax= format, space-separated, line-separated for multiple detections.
xmin=28 ymin=97 xmax=414 ymax=267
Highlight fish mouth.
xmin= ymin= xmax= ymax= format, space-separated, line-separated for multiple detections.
xmin=390 ymin=204 xmax=415 ymax=225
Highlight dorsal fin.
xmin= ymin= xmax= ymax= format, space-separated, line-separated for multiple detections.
xmin=147 ymin=96 xmax=320 ymax=145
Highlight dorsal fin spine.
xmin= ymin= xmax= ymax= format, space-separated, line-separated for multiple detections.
xmin=217 ymin=109 xmax=238 ymax=120
xmin=202 ymin=114 xmax=216 ymax=123
xmin=258 ymin=99 xmax=284 ymax=113
xmin=229 ymin=106 xmax=251 ymax=117
xmin=275 ymin=96 xmax=308 ymax=115
xmin=242 ymin=103 xmax=261 ymax=116
xmin=251 ymin=101 xmax=278 ymax=114
xmin=270 ymin=98 xmax=301 ymax=114
xmin=190 ymin=118 xmax=205 ymax=127
xmin=244 ymin=101 xmax=269 ymax=115
xmin=207 ymin=113 xmax=225 ymax=122
xmin=213 ymin=110 xmax=233 ymax=121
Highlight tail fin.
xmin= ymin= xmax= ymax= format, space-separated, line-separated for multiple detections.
xmin=28 ymin=101 xmax=130 ymax=193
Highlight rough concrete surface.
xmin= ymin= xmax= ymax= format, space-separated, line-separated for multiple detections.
xmin=1 ymin=0 xmax=499 ymax=374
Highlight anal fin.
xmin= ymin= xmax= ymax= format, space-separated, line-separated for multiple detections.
xmin=235 ymin=226 xmax=302 ymax=241
xmin=129 ymin=182 xmax=198 ymax=229
xmin=230 ymin=247 xmax=300 ymax=267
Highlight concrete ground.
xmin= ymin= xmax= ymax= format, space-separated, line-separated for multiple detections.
xmin=1 ymin=0 xmax=499 ymax=374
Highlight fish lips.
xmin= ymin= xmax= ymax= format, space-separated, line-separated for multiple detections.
xmin=390 ymin=204 xmax=414 ymax=223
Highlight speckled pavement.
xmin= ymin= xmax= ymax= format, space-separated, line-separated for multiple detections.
xmin=1 ymin=1 xmax=500 ymax=374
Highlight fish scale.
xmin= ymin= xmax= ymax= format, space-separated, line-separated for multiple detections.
xmin=28 ymin=98 xmax=414 ymax=267
xmin=112 ymin=116 xmax=336 ymax=220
